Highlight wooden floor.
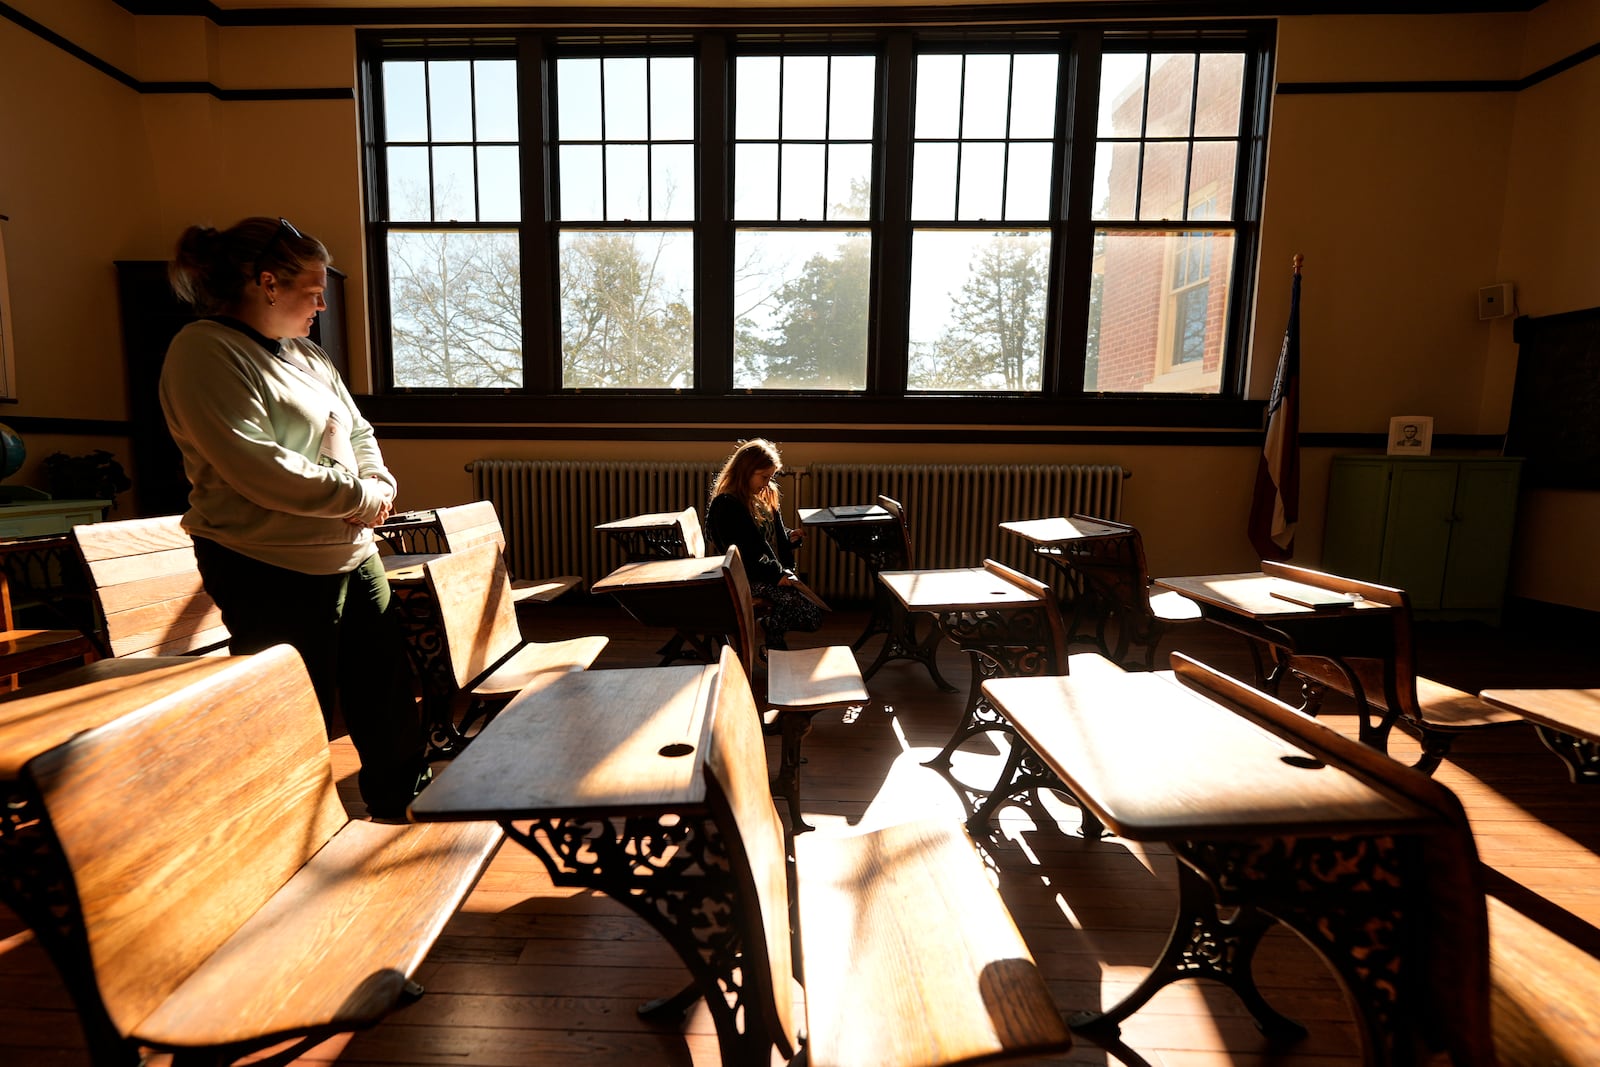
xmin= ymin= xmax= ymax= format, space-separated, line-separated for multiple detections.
xmin=3 ymin=598 xmax=1597 ymax=1066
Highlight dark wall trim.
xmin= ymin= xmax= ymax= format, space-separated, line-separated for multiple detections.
xmin=1 ymin=412 xmax=1506 ymax=452
xmin=1 ymin=415 xmax=131 ymax=437
xmin=370 ymin=423 xmax=1269 ymax=445
xmin=1278 ymin=40 xmax=1600 ymax=95
xmin=1301 ymin=431 xmax=1505 ymax=451
xmin=359 ymin=394 xmax=1266 ymax=429
xmin=0 ymin=1 xmax=351 ymax=99
xmin=110 ymin=2 xmax=1544 ymax=28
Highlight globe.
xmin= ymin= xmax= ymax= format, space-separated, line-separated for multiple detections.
xmin=0 ymin=423 xmax=22 ymax=482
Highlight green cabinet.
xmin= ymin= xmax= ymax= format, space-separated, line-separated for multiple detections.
xmin=1322 ymin=456 xmax=1522 ymax=623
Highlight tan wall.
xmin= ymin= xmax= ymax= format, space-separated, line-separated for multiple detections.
xmin=1 ymin=0 xmax=1596 ymax=606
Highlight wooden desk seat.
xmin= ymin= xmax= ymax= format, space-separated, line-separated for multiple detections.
xmin=1261 ymin=560 xmax=1521 ymax=773
xmin=706 ymin=648 xmax=1073 ymax=1067
xmin=422 ymin=542 xmax=608 ymax=741
xmin=712 ymin=546 xmax=867 ymax=835
xmin=19 ymin=644 xmax=502 ymax=1066
xmin=72 ymin=515 xmax=230 ymax=658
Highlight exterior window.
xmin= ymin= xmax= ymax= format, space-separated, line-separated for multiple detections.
xmin=360 ymin=25 xmax=1269 ymax=419
xmin=1086 ymin=51 xmax=1244 ymax=395
xmin=380 ymin=56 xmax=524 ymax=388
xmin=733 ymin=52 xmax=876 ymax=391
xmin=907 ymin=51 xmax=1057 ymax=393
xmin=556 ymin=55 xmax=695 ymax=389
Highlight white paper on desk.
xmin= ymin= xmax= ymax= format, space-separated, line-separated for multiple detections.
xmin=318 ymin=410 xmax=358 ymax=472
xmin=832 ymin=504 xmax=887 ymax=517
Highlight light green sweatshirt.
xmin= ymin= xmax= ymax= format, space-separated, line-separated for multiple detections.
xmin=159 ymin=318 xmax=397 ymax=575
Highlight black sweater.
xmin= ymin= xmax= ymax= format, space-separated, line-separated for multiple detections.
xmin=706 ymin=494 xmax=797 ymax=584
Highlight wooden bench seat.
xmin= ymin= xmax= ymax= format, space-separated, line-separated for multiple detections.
xmin=1261 ymin=560 xmax=1523 ymax=772
xmin=21 ymin=643 xmax=503 ymax=1066
xmin=707 ymin=647 xmax=1073 ymax=1067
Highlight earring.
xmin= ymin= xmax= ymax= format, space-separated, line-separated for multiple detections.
xmin=267 ymin=295 xmax=277 ymax=306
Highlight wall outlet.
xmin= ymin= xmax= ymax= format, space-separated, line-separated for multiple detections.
xmin=1477 ymin=282 xmax=1514 ymax=320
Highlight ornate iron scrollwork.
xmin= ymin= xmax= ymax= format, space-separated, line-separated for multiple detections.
xmin=508 ymin=813 xmax=782 ymax=1065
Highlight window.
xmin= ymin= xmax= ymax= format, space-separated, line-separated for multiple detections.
xmin=907 ymin=50 xmax=1057 ymax=393
xmin=733 ymin=51 xmax=876 ymax=391
xmin=360 ymin=24 xmax=1270 ymax=424
xmin=557 ymin=54 xmax=696 ymax=389
xmin=1085 ymin=51 xmax=1246 ymax=395
xmin=377 ymin=52 xmax=524 ymax=389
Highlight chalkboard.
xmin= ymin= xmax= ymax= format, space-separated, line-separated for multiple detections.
xmin=1506 ymin=306 xmax=1600 ymax=490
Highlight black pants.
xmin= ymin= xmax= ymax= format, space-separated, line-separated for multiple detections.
xmin=191 ymin=537 xmax=426 ymax=813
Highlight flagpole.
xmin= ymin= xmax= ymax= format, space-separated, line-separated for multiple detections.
xmin=1247 ymin=255 xmax=1304 ymax=561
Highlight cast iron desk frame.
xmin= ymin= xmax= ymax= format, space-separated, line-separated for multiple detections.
xmin=799 ymin=506 xmax=954 ymax=692
xmin=596 ymin=511 xmax=696 ymax=562
xmin=1479 ymin=687 xmax=1600 ymax=784
xmin=999 ymin=516 xmax=1132 ymax=656
xmin=985 ymin=669 xmax=1466 ymax=1067
xmin=596 ymin=513 xmax=702 ymax=663
xmin=381 ymin=554 xmax=470 ymax=761
xmin=1152 ymin=572 xmax=1402 ymax=751
xmin=591 ymin=556 xmax=729 ymax=666
xmin=877 ymin=567 xmax=1061 ymax=776
xmin=410 ymin=662 xmax=783 ymax=1067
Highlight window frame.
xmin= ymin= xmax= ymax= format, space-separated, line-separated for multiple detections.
xmin=356 ymin=21 xmax=1274 ymax=430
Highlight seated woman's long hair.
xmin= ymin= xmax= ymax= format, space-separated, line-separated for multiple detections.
xmin=709 ymin=438 xmax=784 ymax=520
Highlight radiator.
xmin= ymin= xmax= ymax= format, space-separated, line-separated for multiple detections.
xmin=802 ymin=462 xmax=1126 ymax=601
xmin=471 ymin=459 xmax=723 ymax=584
xmin=472 ymin=458 xmax=1126 ymax=602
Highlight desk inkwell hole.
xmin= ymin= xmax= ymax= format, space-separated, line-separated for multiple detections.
xmin=658 ymin=742 xmax=695 ymax=758
xmin=1280 ymin=754 xmax=1326 ymax=770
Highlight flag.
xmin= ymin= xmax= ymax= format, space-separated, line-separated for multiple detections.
xmin=1248 ymin=258 xmax=1302 ymax=560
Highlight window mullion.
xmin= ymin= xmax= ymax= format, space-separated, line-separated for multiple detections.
xmin=871 ymin=32 xmax=913 ymax=397
xmin=1052 ymin=30 xmax=1101 ymax=398
xmin=520 ymin=33 xmax=560 ymax=393
xmin=697 ymin=33 xmax=732 ymax=393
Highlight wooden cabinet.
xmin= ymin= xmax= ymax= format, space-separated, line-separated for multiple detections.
xmin=1322 ymin=456 xmax=1522 ymax=623
xmin=114 ymin=261 xmax=348 ymax=516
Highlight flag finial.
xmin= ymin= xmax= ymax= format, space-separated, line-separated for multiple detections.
xmin=1292 ymin=253 xmax=1303 ymax=275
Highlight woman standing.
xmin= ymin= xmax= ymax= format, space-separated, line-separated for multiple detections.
xmin=705 ymin=438 xmax=821 ymax=649
xmin=160 ymin=216 xmax=426 ymax=819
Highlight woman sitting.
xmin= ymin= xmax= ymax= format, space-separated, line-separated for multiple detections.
xmin=705 ymin=439 xmax=821 ymax=650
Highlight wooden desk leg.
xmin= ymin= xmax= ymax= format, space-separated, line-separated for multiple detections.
xmin=0 ymin=783 xmax=140 ymax=1066
xmin=509 ymin=815 xmax=783 ymax=1067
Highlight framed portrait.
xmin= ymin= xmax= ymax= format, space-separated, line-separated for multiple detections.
xmin=1387 ymin=415 xmax=1433 ymax=456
